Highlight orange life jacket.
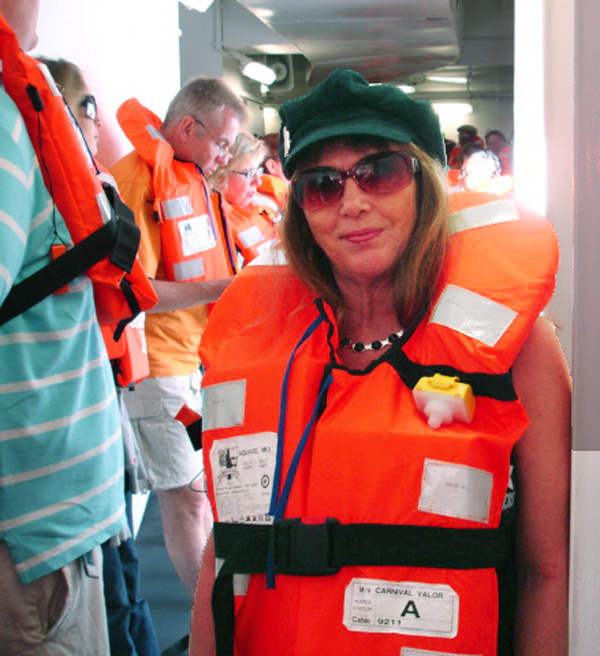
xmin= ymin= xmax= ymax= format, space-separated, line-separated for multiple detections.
xmin=253 ymin=174 xmax=288 ymax=213
xmin=198 ymin=193 xmax=558 ymax=656
xmin=116 ymin=99 xmax=237 ymax=282
xmin=218 ymin=195 xmax=278 ymax=265
xmin=0 ymin=17 xmax=157 ymax=328
xmin=95 ymin=163 xmax=150 ymax=388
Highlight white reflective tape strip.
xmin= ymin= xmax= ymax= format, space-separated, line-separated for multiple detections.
xmin=430 ymin=284 xmax=517 ymax=347
xmin=233 ymin=574 xmax=250 ymax=596
xmin=419 ymin=459 xmax=493 ymax=524
xmin=203 ymin=380 xmax=246 ymax=431
xmin=173 ymin=257 xmax=205 ymax=281
xmin=37 ymin=63 xmax=62 ymax=96
xmin=161 ymin=196 xmax=193 ymax=220
xmin=96 ymin=191 xmax=112 ymax=224
xmin=214 ymin=565 xmax=250 ymax=596
xmin=402 ymin=648 xmax=481 ymax=656
xmin=238 ymin=225 xmax=265 ymax=248
xmin=449 ymin=199 xmax=519 ymax=235
xmin=248 ymin=247 xmax=287 ymax=267
xmin=145 ymin=124 xmax=169 ymax=142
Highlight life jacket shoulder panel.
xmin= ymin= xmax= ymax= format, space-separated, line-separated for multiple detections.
xmin=0 ymin=17 xmax=157 ymax=326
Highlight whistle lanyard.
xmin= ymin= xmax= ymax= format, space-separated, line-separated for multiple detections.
xmin=267 ymin=313 xmax=334 ymax=587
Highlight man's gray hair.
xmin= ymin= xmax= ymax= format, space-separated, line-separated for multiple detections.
xmin=163 ymin=76 xmax=248 ymax=127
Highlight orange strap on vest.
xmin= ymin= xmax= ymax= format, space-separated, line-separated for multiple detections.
xmin=117 ymin=98 xmax=237 ymax=282
xmin=0 ymin=17 xmax=157 ymax=329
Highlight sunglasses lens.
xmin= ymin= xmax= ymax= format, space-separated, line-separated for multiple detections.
xmin=293 ymin=153 xmax=417 ymax=210
xmin=293 ymin=169 xmax=344 ymax=210
xmin=354 ymin=153 xmax=412 ymax=194
xmin=79 ymin=95 xmax=97 ymax=121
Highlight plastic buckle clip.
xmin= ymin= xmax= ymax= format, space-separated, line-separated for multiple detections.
xmin=271 ymin=517 xmax=340 ymax=576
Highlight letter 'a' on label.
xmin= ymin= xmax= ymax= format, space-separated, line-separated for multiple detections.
xmin=343 ymin=579 xmax=459 ymax=639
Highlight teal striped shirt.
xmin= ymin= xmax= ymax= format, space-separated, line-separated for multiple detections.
xmin=0 ymin=84 xmax=126 ymax=584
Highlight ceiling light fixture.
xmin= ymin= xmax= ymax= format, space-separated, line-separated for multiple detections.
xmin=432 ymin=102 xmax=474 ymax=117
xmin=182 ymin=0 xmax=214 ymax=12
xmin=239 ymin=56 xmax=277 ymax=85
xmin=427 ymin=75 xmax=468 ymax=85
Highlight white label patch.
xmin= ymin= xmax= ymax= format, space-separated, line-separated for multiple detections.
xmin=344 ymin=579 xmax=458 ymax=638
xmin=178 ymin=214 xmax=216 ymax=256
xmin=210 ymin=432 xmax=276 ymax=524
xmin=419 ymin=459 xmax=493 ymax=524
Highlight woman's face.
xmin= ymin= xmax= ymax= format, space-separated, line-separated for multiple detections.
xmin=71 ymin=85 xmax=100 ymax=157
xmin=224 ymin=156 xmax=263 ymax=208
xmin=302 ymin=143 xmax=418 ymax=288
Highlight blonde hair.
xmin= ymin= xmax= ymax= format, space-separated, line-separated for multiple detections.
xmin=281 ymin=139 xmax=449 ymax=330
xmin=208 ymin=131 xmax=267 ymax=193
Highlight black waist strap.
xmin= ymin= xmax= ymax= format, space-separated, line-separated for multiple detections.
xmin=214 ymin=518 xmax=512 ymax=574
xmin=211 ymin=517 xmax=513 ymax=655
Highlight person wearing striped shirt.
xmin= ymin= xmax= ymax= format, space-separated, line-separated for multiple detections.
xmin=0 ymin=1 xmax=127 ymax=653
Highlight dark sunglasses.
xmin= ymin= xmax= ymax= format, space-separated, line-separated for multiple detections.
xmin=291 ymin=151 xmax=420 ymax=211
xmin=79 ymin=94 xmax=98 ymax=122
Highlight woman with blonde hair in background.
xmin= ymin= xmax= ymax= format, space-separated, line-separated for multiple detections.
xmin=209 ymin=131 xmax=278 ymax=266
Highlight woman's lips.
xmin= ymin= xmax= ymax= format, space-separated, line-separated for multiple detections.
xmin=343 ymin=228 xmax=382 ymax=244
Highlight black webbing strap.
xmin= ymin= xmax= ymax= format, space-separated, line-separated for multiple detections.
xmin=0 ymin=184 xmax=140 ymax=327
xmin=211 ymin=517 xmax=513 ymax=655
xmin=386 ymin=343 xmax=518 ymax=401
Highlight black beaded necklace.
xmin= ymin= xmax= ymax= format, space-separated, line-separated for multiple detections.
xmin=339 ymin=330 xmax=404 ymax=353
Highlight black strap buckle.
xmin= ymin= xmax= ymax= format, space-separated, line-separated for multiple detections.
xmin=271 ymin=517 xmax=340 ymax=576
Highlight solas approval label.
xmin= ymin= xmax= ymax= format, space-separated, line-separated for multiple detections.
xmin=343 ymin=579 xmax=459 ymax=638
xmin=209 ymin=432 xmax=276 ymax=524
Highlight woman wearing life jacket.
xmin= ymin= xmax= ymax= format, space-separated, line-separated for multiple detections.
xmin=209 ymin=131 xmax=278 ymax=266
xmin=190 ymin=69 xmax=570 ymax=656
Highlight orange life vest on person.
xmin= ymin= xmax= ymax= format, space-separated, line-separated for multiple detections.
xmin=116 ymin=99 xmax=237 ymax=282
xmin=0 ymin=16 xmax=157 ymax=328
xmin=252 ymin=174 xmax=288 ymax=216
xmin=100 ymin=315 xmax=149 ymax=388
xmin=198 ymin=193 xmax=558 ymax=656
xmin=218 ymin=195 xmax=278 ymax=265
xmin=95 ymin=165 xmax=150 ymax=388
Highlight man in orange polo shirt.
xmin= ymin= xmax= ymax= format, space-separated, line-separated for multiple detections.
xmin=111 ymin=78 xmax=248 ymax=599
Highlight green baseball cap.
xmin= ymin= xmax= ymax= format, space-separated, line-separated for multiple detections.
xmin=278 ymin=69 xmax=446 ymax=178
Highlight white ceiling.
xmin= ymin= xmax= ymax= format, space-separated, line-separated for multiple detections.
xmin=226 ymin=0 xmax=514 ymax=102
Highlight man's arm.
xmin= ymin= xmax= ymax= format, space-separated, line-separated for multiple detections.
xmin=148 ymin=277 xmax=233 ymax=313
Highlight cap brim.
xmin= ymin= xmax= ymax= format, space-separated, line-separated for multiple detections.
xmin=284 ymin=119 xmax=414 ymax=178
